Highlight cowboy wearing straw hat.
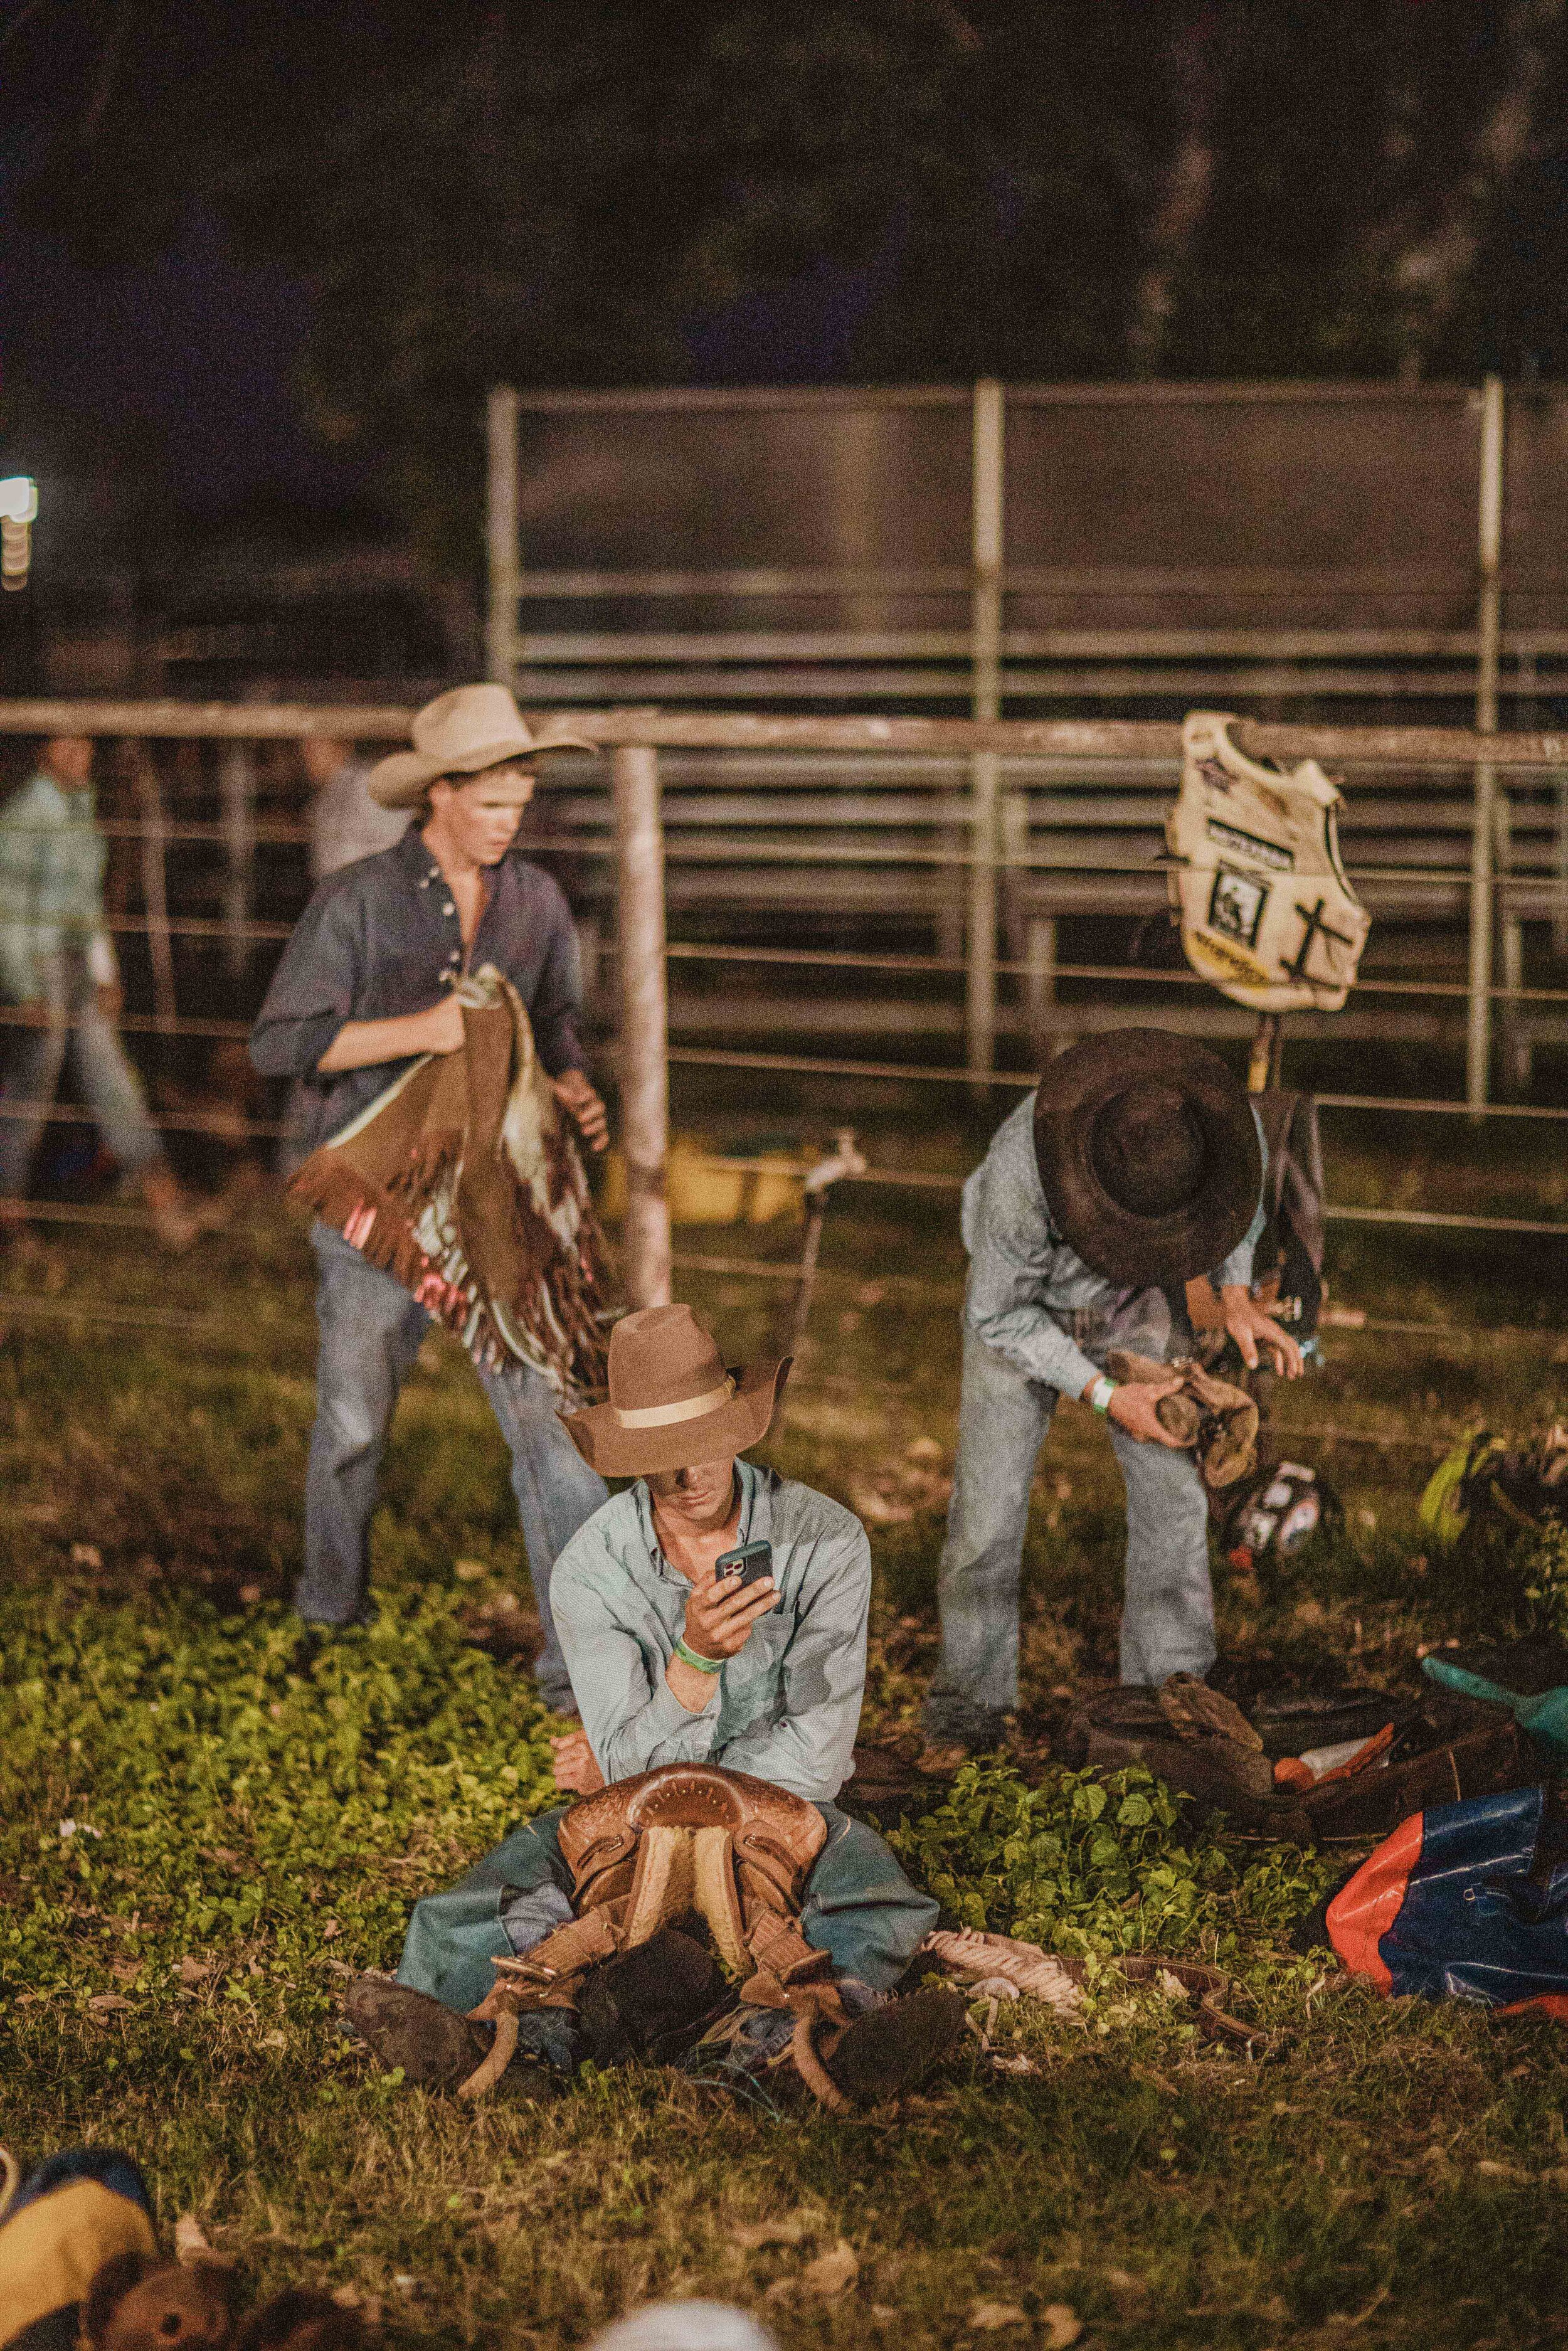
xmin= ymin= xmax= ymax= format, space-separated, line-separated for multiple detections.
xmin=924 ymin=1029 xmax=1304 ymax=1756
xmin=348 ymin=1303 xmax=963 ymax=2103
xmin=250 ymin=686 xmax=611 ymax=1692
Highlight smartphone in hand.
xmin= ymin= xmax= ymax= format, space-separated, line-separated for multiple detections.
xmin=714 ymin=1537 xmax=773 ymax=1591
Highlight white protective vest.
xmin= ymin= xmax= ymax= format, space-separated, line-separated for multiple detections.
xmin=1165 ymin=711 xmax=1370 ymax=1012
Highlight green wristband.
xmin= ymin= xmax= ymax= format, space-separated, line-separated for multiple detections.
xmin=673 ymin=1637 xmax=723 ymax=1676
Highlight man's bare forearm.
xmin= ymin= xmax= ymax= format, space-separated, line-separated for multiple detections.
xmin=316 ymin=1002 xmax=455 ymax=1071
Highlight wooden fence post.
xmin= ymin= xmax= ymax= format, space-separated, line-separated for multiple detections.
xmin=220 ymin=723 xmax=255 ymax=980
xmin=485 ymin=386 xmax=521 ymax=687
xmin=129 ymin=745 xmax=177 ymax=1034
xmin=1467 ymin=374 xmax=1505 ymax=1118
xmin=613 ymin=743 xmax=672 ymax=1308
xmin=967 ymin=378 xmax=1004 ymax=1096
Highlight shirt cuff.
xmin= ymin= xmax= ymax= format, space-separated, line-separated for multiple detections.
xmin=536 ymin=1022 xmax=588 ymax=1078
xmin=248 ymin=1010 xmax=348 ymax=1079
xmin=1212 ymin=1240 xmax=1256 ymax=1292
xmin=1028 ymin=1337 xmax=1100 ymax=1401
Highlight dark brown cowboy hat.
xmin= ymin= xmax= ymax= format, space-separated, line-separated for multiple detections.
xmin=1033 ymin=1029 xmax=1261 ymax=1287
xmin=561 ymin=1302 xmax=790 ymax=1478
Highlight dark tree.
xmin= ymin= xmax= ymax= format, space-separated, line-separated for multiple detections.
xmin=9 ymin=0 xmax=1568 ymax=556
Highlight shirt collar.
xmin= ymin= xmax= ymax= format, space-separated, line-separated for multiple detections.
xmin=395 ymin=820 xmax=516 ymax=905
xmin=395 ymin=822 xmax=441 ymax=888
xmin=29 ymin=773 xmax=87 ymax=817
xmin=633 ymin=1458 xmax=760 ymax=1584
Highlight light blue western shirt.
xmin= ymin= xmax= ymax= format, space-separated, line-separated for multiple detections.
xmin=548 ymin=1461 xmax=869 ymax=1802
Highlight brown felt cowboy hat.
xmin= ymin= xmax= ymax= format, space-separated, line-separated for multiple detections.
xmin=561 ymin=1303 xmax=790 ymax=1478
xmin=368 ymin=684 xmax=598 ymax=809
xmin=1033 ymin=1028 xmax=1261 ymax=1288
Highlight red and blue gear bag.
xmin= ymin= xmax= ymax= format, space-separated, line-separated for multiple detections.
xmin=1326 ymin=1785 xmax=1568 ymax=2019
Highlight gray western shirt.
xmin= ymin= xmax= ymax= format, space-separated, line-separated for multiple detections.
xmin=549 ymin=1462 xmax=869 ymax=1802
xmin=961 ymin=1089 xmax=1264 ymax=1402
xmin=248 ymin=824 xmax=588 ymax=1157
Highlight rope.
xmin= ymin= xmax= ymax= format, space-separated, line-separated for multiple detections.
xmin=0 ymin=1294 xmax=305 ymax=1344
xmin=0 ymin=1257 xmax=1560 ymax=1358
xmin=1320 ymin=1203 xmax=1568 ymax=1236
xmin=662 ymin=942 xmax=1568 ymax=1006
xmin=4 ymin=1162 xmax=1567 ymax=1241
xmin=663 ymin=1044 xmax=1568 ymax=1127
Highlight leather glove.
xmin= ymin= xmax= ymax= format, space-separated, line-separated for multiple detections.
xmin=1106 ymin=1350 xmax=1259 ymax=1490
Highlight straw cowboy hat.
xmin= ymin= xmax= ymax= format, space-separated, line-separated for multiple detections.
xmin=368 ymin=684 xmax=598 ymax=809
xmin=1033 ymin=1027 xmax=1261 ymax=1288
xmin=562 ymin=1303 xmax=790 ymax=1478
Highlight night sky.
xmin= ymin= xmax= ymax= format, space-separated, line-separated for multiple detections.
xmin=0 ymin=194 xmax=866 ymax=529
xmin=0 ymin=0 xmax=370 ymax=529
xmin=8 ymin=1 xmax=1568 ymax=555
xmin=0 ymin=199 xmax=364 ymax=519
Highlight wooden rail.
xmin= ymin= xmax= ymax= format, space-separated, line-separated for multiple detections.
xmin=5 ymin=700 xmax=1568 ymax=765
xmin=3 ymin=696 xmax=1567 ymax=1103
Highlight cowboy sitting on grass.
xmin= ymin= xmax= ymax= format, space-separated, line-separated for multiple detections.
xmin=346 ymin=1303 xmax=964 ymax=2107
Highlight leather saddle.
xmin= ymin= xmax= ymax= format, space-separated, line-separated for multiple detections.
xmin=460 ymin=1763 xmax=848 ymax=2101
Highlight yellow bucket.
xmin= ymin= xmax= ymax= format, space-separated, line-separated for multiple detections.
xmin=598 ymin=1136 xmax=807 ymax=1225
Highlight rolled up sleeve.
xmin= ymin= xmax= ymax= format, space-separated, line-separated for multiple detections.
xmin=248 ymin=886 xmax=363 ymax=1079
xmin=1211 ymin=1107 xmax=1268 ymax=1290
xmin=1212 ymin=1196 xmax=1264 ymax=1292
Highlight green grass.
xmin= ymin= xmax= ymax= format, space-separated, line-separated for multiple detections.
xmin=4 ymin=1163 xmax=1568 ymax=2350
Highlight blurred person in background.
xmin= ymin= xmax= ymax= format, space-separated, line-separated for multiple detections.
xmin=299 ymin=733 xmax=406 ymax=880
xmin=0 ymin=736 xmax=199 ymax=1250
xmin=273 ymin=735 xmax=410 ymax=1174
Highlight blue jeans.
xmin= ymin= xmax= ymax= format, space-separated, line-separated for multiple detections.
xmin=302 ymin=1223 xmax=608 ymax=1704
xmin=396 ymin=1800 xmax=939 ymax=2020
xmin=0 ymin=953 xmax=162 ymax=1199
xmin=926 ymin=1298 xmax=1216 ymax=1734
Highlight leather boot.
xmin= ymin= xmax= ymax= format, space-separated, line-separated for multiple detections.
xmin=817 ymin=1987 xmax=968 ymax=2106
xmin=344 ymin=1977 xmax=490 ymax=2087
xmin=1155 ymin=1673 xmax=1275 ymax=1800
xmin=1105 ymin=1348 xmax=1203 ymax=1444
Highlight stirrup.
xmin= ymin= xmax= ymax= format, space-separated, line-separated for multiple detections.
xmin=785 ymin=2009 xmax=852 ymax=2113
xmin=457 ymin=2007 xmax=519 ymax=2100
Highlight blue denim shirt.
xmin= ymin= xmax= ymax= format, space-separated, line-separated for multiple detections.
xmin=548 ymin=1462 xmax=869 ymax=1801
xmin=961 ymin=1090 xmax=1264 ymax=1401
xmin=248 ymin=824 xmax=587 ymax=1155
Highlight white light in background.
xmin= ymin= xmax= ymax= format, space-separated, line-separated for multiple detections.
xmin=0 ymin=477 xmax=38 ymax=591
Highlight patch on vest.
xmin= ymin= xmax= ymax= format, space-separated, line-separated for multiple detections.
xmin=1167 ymin=712 xmax=1370 ymax=1012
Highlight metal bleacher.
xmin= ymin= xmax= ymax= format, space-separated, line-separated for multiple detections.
xmin=487 ymin=379 xmax=1568 ymax=1090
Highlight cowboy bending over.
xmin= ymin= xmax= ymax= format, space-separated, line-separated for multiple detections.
xmin=348 ymin=1304 xmax=962 ymax=2105
xmin=924 ymin=1029 xmax=1303 ymax=1755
